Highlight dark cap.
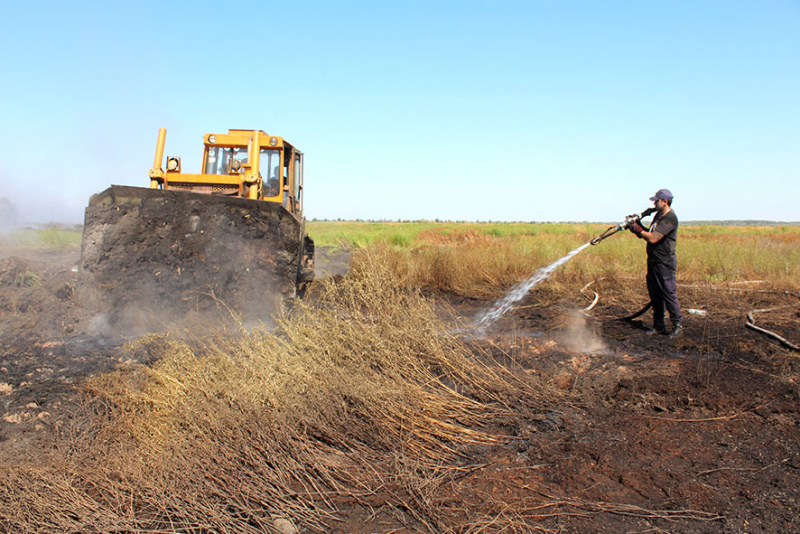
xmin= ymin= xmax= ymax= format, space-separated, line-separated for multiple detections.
xmin=649 ymin=189 xmax=673 ymax=202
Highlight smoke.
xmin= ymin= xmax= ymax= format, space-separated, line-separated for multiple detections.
xmin=0 ymin=165 xmax=88 ymax=226
xmin=0 ymin=197 xmax=19 ymax=232
xmin=80 ymin=284 xmax=282 ymax=340
xmin=556 ymin=309 xmax=607 ymax=354
xmin=88 ymin=313 xmax=112 ymax=336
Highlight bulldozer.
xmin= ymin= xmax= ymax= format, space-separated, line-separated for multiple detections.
xmin=80 ymin=128 xmax=315 ymax=330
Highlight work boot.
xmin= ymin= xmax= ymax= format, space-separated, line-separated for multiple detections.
xmin=645 ymin=326 xmax=667 ymax=336
xmin=668 ymin=323 xmax=683 ymax=339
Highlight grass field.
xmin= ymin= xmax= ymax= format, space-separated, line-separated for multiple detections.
xmin=4 ymin=223 xmax=796 ymax=295
xmin=308 ymin=221 xmax=800 ymax=297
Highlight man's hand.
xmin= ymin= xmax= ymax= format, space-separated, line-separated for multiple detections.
xmin=629 ymin=221 xmax=644 ymax=237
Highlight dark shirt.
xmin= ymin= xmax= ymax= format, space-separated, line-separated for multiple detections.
xmin=646 ymin=209 xmax=678 ymax=264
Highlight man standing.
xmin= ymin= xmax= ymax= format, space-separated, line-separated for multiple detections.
xmin=629 ymin=189 xmax=683 ymax=338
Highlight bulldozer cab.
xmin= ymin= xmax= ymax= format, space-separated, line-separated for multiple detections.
xmin=148 ymin=128 xmax=305 ymax=217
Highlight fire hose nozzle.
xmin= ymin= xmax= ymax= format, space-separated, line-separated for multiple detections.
xmin=591 ymin=206 xmax=654 ymax=246
xmin=623 ymin=214 xmax=640 ymax=229
xmin=591 ymin=222 xmax=624 ymax=245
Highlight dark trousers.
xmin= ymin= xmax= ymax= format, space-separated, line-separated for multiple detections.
xmin=646 ymin=260 xmax=682 ymax=331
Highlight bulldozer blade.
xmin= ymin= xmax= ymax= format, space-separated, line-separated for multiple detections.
xmin=80 ymin=185 xmax=309 ymax=332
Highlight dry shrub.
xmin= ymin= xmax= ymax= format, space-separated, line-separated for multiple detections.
xmin=0 ymin=252 xmax=543 ymax=533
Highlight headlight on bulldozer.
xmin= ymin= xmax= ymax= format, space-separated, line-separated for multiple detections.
xmin=269 ymin=137 xmax=278 ymax=146
xmin=166 ymin=157 xmax=181 ymax=172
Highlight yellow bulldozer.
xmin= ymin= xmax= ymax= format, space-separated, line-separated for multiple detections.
xmin=80 ymin=128 xmax=315 ymax=330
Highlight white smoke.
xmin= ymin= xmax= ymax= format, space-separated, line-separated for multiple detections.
xmin=0 ymin=197 xmax=19 ymax=232
xmin=557 ymin=309 xmax=607 ymax=354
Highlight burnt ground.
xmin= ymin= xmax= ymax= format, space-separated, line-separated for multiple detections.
xmin=436 ymin=290 xmax=800 ymax=533
xmin=0 ymin=244 xmax=353 ymax=456
xmin=1 ymin=245 xmax=799 ymax=533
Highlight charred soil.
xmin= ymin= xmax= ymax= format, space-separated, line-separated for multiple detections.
xmin=434 ymin=279 xmax=800 ymax=533
xmin=1 ymin=245 xmax=799 ymax=533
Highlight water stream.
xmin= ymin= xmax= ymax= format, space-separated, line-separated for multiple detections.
xmin=475 ymin=243 xmax=591 ymax=329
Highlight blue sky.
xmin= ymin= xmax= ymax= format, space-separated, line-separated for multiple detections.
xmin=1 ymin=0 xmax=798 ymax=223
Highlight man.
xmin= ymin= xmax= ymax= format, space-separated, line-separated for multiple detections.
xmin=629 ymin=189 xmax=683 ymax=338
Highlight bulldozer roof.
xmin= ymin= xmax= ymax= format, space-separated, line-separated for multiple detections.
xmin=203 ymin=129 xmax=299 ymax=152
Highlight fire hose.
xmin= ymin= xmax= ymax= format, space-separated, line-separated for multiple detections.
xmin=587 ymin=208 xmax=657 ymax=323
xmin=745 ymin=306 xmax=800 ymax=352
xmin=590 ymin=207 xmax=657 ymax=246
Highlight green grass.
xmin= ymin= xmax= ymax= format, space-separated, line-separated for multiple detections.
xmin=307 ymin=221 xmax=445 ymax=248
xmin=0 ymin=227 xmax=82 ymax=250
xmin=307 ymin=221 xmax=602 ymax=249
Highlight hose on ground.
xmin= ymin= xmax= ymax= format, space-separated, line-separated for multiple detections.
xmin=580 ymin=280 xmax=600 ymax=312
xmin=745 ymin=306 xmax=800 ymax=352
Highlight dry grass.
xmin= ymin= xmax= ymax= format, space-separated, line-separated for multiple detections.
xmin=0 ymin=253 xmax=549 ymax=533
xmin=354 ymin=226 xmax=800 ymax=300
xmin=356 ymin=223 xmax=799 ymax=359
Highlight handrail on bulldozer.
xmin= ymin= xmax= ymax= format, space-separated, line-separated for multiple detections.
xmin=148 ymin=127 xmax=167 ymax=188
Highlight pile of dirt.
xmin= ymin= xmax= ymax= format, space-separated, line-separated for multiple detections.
xmin=81 ymin=186 xmax=308 ymax=333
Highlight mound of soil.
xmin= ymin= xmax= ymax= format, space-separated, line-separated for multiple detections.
xmin=81 ymin=186 xmax=308 ymax=332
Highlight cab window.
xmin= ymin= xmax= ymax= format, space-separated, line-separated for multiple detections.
xmin=204 ymin=147 xmax=248 ymax=175
xmin=261 ymin=149 xmax=282 ymax=197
